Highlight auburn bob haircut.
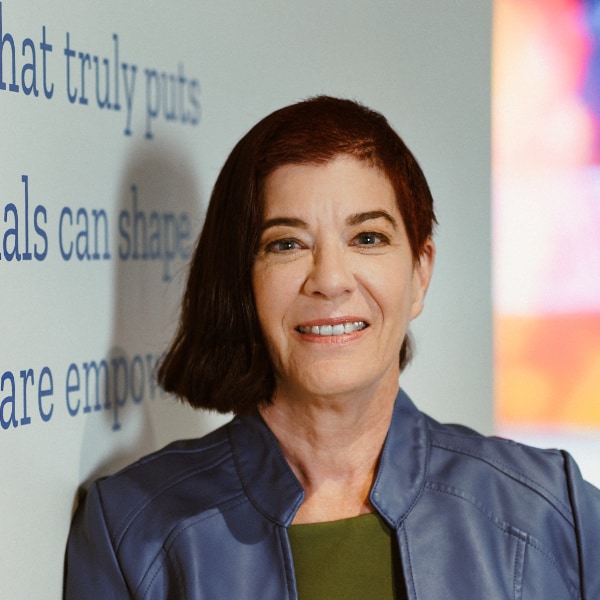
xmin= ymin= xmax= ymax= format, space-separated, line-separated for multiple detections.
xmin=157 ymin=96 xmax=436 ymax=414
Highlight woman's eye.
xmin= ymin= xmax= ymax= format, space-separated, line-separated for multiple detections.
xmin=265 ymin=238 xmax=301 ymax=253
xmin=352 ymin=232 xmax=387 ymax=246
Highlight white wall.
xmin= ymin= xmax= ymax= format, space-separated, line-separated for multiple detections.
xmin=0 ymin=2 xmax=492 ymax=597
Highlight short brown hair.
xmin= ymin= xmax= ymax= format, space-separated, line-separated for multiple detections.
xmin=158 ymin=96 xmax=436 ymax=414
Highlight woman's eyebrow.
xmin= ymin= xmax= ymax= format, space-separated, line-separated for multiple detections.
xmin=346 ymin=210 xmax=398 ymax=228
xmin=260 ymin=217 xmax=308 ymax=231
xmin=260 ymin=211 xmax=397 ymax=232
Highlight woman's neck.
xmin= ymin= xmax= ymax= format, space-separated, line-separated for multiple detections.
xmin=259 ymin=384 xmax=397 ymax=524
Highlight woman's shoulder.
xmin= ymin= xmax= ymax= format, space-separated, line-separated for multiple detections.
xmin=108 ymin=421 xmax=233 ymax=484
xmin=87 ymin=420 xmax=242 ymax=540
xmin=66 ymin=418 xmax=260 ymax=597
xmin=426 ymin=416 xmax=566 ymax=475
xmin=423 ymin=415 xmax=598 ymax=522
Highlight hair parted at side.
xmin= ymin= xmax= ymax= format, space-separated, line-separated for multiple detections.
xmin=157 ymin=96 xmax=437 ymax=415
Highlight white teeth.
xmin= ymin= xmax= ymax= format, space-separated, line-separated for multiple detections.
xmin=297 ymin=321 xmax=367 ymax=336
xmin=332 ymin=324 xmax=345 ymax=336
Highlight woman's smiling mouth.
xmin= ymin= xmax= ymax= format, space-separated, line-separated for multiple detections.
xmin=296 ymin=321 xmax=368 ymax=336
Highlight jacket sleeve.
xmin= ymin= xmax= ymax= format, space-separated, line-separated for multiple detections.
xmin=563 ymin=452 xmax=600 ymax=600
xmin=64 ymin=481 xmax=132 ymax=599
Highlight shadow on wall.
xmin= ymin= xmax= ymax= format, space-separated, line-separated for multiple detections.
xmin=74 ymin=136 xmax=209 ymax=502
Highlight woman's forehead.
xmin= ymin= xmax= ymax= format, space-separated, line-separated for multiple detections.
xmin=262 ymin=156 xmax=398 ymax=219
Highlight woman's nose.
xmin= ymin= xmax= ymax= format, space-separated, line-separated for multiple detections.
xmin=303 ymin=245 xmax=356 ymax=300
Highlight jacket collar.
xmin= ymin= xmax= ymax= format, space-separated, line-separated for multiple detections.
xmin=369 ymin=388 xmax=429 ymax=528
xmin=227 ymin=388 xmax=429 ymax=529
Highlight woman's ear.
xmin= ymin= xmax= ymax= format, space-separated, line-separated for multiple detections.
xmin=410 ymin=238 xmax=435 ymax=320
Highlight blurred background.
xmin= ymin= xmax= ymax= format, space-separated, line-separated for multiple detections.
xmin=493 ymin=0 xmax=600 ymax=484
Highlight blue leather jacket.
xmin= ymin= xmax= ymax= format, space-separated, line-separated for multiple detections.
xmin=64 ymin=390 xmax=600 ymax=598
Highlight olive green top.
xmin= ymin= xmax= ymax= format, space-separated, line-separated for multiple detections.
xmin=288 ymin=513 xmax=405 ymax=599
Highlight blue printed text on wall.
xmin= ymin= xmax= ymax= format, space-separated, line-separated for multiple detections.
xmin=0 ymin=350 xmax=166 ymax=432
xmin=0 ymin=175 xmax=192 ymax=282
xmin=0 ymin=2 xmax=201 ymax=138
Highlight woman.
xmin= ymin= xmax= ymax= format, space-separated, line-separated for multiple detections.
xmin=65 ymin=97 xmax=600 ymax=599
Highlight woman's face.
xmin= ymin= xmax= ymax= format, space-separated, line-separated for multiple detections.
xmin=252 ymin=156 xmax=434 ymax=403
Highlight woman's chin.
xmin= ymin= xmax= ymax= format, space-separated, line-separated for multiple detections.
xmin=275 ymin=365 xmax=398 ymax=405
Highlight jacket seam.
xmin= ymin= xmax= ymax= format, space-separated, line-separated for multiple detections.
xmin=164 ymin=495 xmax=248 ymax=552
xmin=277 ymin=528 xmax=296 ymax=599
xmin=513 ymin=536 xmax=524 ymax=600
xmin=117 ymin=437 xmax=229 ymax=474
xmin=136 ymin=495 xmax=248 ymax=599
xmin=167 ymin=545 xmax=187 ymax=600
xmin=95 ymin=484 xmax=134 ymax=596
xmin=111 ymin=451 xmax=233 ymax=550
xmin=399 ymin=525 xmax=417 ymax=599
xmin=426 ymin=481 xmax=578 ymax=598
xmin=430 ymin=440 xmax=573 ymax=520
xmin=137 ymin=547 xmax=167 ymax=599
